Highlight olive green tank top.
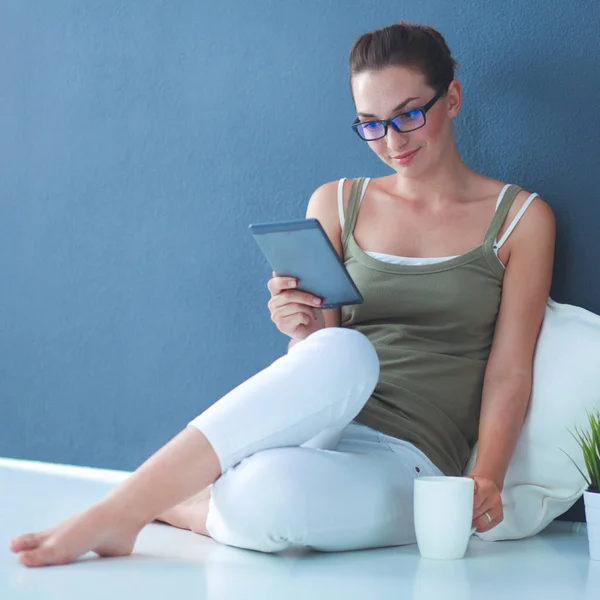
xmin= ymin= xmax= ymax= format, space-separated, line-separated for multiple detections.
xmin=341 ymin=178 xmax=523 ymax=476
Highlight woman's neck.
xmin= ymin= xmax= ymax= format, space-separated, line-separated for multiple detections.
xmin=391 ymin=146 xmax=475 ymax=207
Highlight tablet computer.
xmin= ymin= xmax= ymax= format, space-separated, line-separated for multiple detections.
xmin=249 ymin=218 xmax=363 ymax=309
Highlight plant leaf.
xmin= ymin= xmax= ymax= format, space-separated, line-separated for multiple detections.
xmin=560 ymin=448 xmax=591 ymax=488
xmin=566 ymin=409 xmax=600 ymax=493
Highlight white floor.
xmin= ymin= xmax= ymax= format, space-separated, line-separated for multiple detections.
xmin=1 ymin=458 xmax=598 ymax=600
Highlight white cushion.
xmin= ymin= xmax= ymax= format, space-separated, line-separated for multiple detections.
xmin=464 ymin=298 xmax=600 ymax=541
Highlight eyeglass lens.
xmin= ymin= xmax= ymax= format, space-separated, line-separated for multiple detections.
xmin=356 ymin=110 xmax=424 ymax=140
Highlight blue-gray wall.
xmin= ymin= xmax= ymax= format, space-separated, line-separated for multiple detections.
xmin=1 ymin=0 xmax=599 ymax=471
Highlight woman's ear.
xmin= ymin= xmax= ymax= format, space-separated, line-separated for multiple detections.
xmin=446 ymin=79 xmax=462 ymax=118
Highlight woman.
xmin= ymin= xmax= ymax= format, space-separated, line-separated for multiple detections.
xmin=10 ymin=22 xmax=555 ymax=567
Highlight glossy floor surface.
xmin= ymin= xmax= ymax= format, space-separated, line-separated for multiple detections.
xmin=1 ymin=458 xmax=598 ymax=600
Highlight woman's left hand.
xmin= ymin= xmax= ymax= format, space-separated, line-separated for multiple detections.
xmin=466 ymin=475 xmax=503 ymax=533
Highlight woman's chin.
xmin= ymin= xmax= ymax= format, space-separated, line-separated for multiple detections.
xmin=389 ymin=163 xmax=422 ymax=177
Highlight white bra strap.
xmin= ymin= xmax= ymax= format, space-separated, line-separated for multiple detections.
xmin=495 ymin=193 xmax=539 ymax=250
xmin=495 ymin=183 xmax=512 ymax=211
xmin=337 ymin=177 xmax=346 ymax=229
xmin=359 ymin=177 xmax=371 ymax=204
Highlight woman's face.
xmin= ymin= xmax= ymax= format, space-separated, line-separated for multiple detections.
xmin=351 ymin=65 xmax=461 ymax=177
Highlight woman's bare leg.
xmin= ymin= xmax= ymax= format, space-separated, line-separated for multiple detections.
xmin=155 ymin=488 xmax=212 ymax=537
xmin=10 ymin=426 xmax=220 ymax=567
xmin=10 ymin=328 xmax=380 ymax=567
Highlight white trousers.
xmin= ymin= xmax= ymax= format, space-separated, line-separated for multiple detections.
xmin=189 ymin=327 xmax=443 ymax=553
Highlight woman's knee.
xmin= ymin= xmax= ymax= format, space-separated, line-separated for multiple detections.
xmin=301 ymin=327 xmax=380 ymax=394
xmin=206 ymin=449 xmax=313 ymax=553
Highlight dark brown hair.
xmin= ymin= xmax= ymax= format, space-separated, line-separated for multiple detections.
xmin=349 ymin=21 xmax=458 ymax=92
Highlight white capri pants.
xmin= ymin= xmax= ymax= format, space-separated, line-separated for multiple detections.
xmin=189 ymin=327 xmax=443 ymax=553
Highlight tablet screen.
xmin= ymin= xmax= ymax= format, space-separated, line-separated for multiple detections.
xmin=249 ymin=218 xmax=363 ymax=309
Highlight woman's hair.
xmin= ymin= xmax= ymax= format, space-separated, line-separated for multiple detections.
xmin=348 ymin=21 xmax=458 ymax=92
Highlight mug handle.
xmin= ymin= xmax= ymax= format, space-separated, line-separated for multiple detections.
xmin=470 ymin=527 xmax=477 ymax=535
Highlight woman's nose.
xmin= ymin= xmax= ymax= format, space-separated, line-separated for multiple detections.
xmin=386 ymin=127 xmax=410 ymax=153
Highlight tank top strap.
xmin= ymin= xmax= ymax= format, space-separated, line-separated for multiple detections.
xmin=341 ymin=178 xmax=368 ymax=247
xmin=482 ymin=184 xmax=522 ymax=249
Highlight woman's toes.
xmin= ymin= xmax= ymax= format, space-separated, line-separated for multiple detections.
xmin=10 ymin=531 xmax=51 ymax=554
xmin=10 ymin=534 xmax=35 ymax=553
xmin=18 ymin=543 xmax=67 ymax=568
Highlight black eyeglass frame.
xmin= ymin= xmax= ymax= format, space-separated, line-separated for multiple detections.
xmin=351 ymin=86 xmax=448 ymax=141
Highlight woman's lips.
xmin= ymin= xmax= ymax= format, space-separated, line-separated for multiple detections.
xmin=392 ymin=149 xmax=419 ymax=165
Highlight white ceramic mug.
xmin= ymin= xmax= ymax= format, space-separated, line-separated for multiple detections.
xmin=413 ymin=476 xmax=476 ymax=560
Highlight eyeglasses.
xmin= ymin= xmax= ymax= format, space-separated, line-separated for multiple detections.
xmin=351 ymin=87 xmax=447 ymax=141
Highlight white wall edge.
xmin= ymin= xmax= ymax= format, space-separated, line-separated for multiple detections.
xmin=0 ymin=457 xmax=132 ymax=483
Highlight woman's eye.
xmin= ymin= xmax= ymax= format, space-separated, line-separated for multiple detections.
xmin=363 ymin=122 xmax=380 ymax=129
xmin=402 ymin=110 xmax=421 ymax=120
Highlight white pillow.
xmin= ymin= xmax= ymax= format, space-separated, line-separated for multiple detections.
xmin=464 ymin=297 xmax=600 ymax=541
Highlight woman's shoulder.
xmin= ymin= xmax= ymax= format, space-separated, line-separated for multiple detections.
xmin=485 ymin=176 xmax=555 ymax=260
xmin=472 ymin=174 xmax=553 ymax=221
xmin=305 ymin=180 xmax=345 ymax=250
xmin=489 ymin=177 xmax=554 ymax=226
xmin=306 ymin=177 xmax=364 ymax=221
xmin=306 ymin=179 xmax=342 ymax=214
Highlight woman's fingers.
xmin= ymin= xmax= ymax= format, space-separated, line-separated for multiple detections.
xmin=266 ymin=273 xmax=324 ymax=338
xmin=278 ymin=311 xmax=316 ymax=331
xmin=472 ymin=502 xmax=503 ymax=532
xmin=267 ymin=274 xmax=298 ymax=296
xmin=268 ymin=290 xmax=322 ymax=312
xmin=270 ymin=303 xmax=317 ymax=324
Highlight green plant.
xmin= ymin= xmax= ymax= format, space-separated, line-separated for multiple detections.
xmin=564 ymin=408 xmax=600 ymax=494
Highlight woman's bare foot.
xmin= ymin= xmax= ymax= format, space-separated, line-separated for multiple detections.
xmin=10 ymin=502 xmax=142 ymax=568
xmin=155 ymin=486 xmax=212 ymax=537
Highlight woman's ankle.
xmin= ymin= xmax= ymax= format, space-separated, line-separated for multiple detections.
xmin=94 ymin=497 xmax=149 ymax=534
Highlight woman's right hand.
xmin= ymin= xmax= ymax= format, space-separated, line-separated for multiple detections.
xmin=267 ymin=271 xmax=326 ymax=340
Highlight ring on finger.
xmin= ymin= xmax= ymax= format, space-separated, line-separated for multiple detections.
xmin=484 ymin=511 xmax=492 ymax=524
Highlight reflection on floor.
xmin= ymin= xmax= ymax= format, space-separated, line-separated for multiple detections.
xmin=1 ymin=457 xmax=598 ymax=600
